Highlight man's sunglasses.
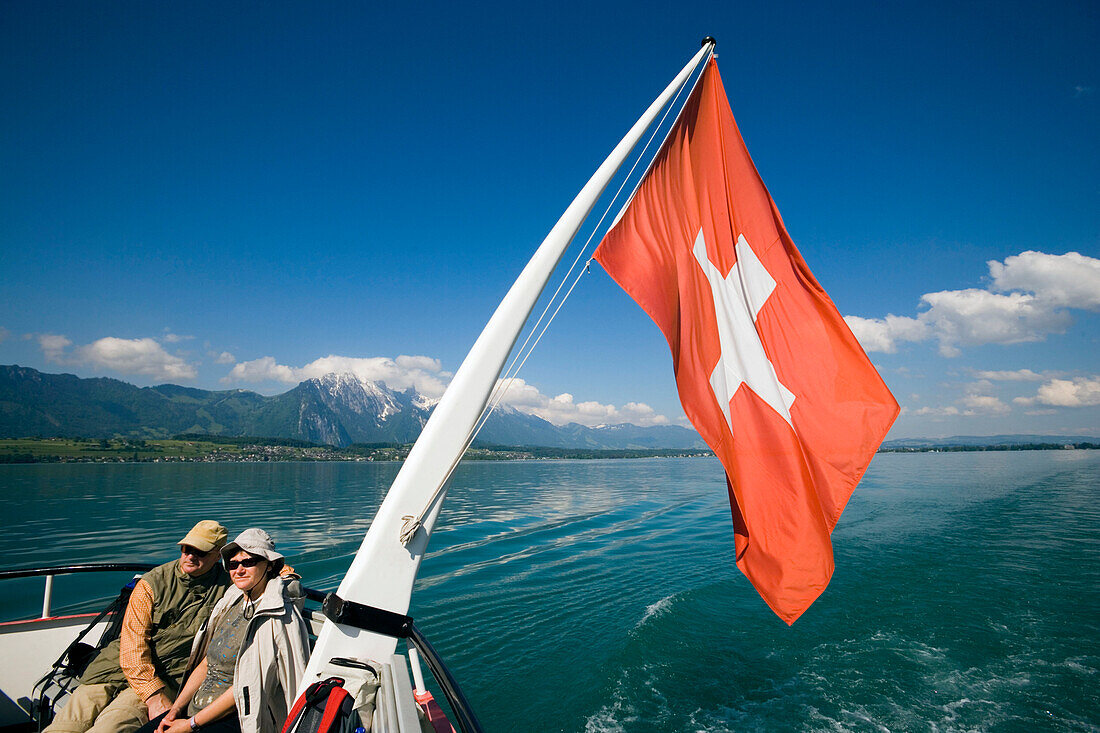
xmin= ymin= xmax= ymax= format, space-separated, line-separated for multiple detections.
xmin=226 ymin=557 xmax=265 ymax=570
xmin=180 ymin=545 xmax=213 ymax=557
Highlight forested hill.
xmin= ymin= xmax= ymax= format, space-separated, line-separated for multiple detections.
xmin=0 ymin=365 xmax=706 ymax=450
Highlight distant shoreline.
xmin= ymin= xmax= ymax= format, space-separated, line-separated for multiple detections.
xmin=0 ymin=436 xmax=715 ymax=464
xmin=0 ymin=436 xmax=1096 ymax=464
xmin=880 ymin=442 xmax=1099 ymax=453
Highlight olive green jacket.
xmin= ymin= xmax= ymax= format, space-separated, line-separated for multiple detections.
xmin=81 ymin=559 xmax=230 ymax=695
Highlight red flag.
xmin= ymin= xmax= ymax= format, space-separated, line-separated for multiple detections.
xmin=594 ymin=59 xmax=899 ymax=624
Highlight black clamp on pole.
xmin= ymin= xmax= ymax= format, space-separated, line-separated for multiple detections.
xmin=321 ymin=593 xmax=413 ymax=639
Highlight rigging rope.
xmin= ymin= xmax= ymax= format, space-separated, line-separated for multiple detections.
xmin=480 ymin=46 xmax=714 ymax=435
xmin=400 ymin=47 xmax=715 ymax=545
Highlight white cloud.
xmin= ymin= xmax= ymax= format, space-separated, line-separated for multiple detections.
xmin=972 ymin=369 xmax=1045 ymax=381
xmin=909 ymin=405 xmax=960 ymax=416
xmin=162 ymin=332 xmax=194 ymax=343
xmin=225 ymin=356 xmax=297 ymax=383
xmin=38 ymin=334 xmax=73 ymax=362
xmin=847 ymin=250 xmax=1099 ymax=356
xmin=77 ymin=337 xmax=196 ymax=380
xmin=906 ymin=380 xmax=1012 ymax=418
xmin=955 ymin=380 xmax=1011 ymax=416
xmin=988 ymin=251 xmax=1100 ymax=310
xmin=1015 ymin=377 xmax=1100 ymax=408
xmin=844 ymin=314 xmax=927 ymax=353
xmin=38 ymin=334 xmax=196 ymax=380
xmin=224 ymin=354 xmax=450 ymax=398
xmin=492 ymin=378 xmax=671 ymax=427
xmin=919 ymin=288 xmax=1070 ymax=356
xmin=395 ymin=355 xmax=450 ymax=376
xmin=211 ymin=351 xmax=236 ymax=365
xmin=960 ymin=393 xmax=1010 ymax=416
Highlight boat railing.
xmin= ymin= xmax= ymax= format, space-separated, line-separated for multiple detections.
xmin=298 ymin=587 xmax=481 ymax=733
xmin=0 ymin=563 xmax=157 ymax=619
xmin=1 ymin=565 xmax=480 ymax=733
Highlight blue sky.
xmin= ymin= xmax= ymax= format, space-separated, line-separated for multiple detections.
xmin=2 ymin=1 xmax=1097 ymax=439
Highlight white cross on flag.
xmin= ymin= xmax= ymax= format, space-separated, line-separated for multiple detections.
xmin=595 ymin=59 xmax=899 ymax=624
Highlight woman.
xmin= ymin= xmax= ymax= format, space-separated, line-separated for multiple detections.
xmin=149 ymin=528 xmax=310 ymax=733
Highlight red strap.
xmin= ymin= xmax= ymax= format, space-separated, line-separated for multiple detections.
xmin=316 ymin=687 xmax=351 ymax=733
xmin=281 ymin=689 xmax=312 ymax=733
xmin=282 ymin=680 xmax=349 ymax=733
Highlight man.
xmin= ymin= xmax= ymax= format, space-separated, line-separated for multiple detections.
xmin=46 ymin=521 xmax=231 ymax=733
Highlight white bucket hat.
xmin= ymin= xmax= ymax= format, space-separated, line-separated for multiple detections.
xmin=221 ymin=527 xmax=285 ymax=573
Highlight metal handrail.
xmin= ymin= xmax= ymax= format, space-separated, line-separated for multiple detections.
xmin=407 ymin=623 xmax=483 ymax=733
xmin=0 ymin=563 xmax=157 ymax=619
xmin=0 ymin=563 xmax=158 ymax=580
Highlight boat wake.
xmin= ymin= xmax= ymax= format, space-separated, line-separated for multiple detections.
xmin=634 ymin=594 xmax=676 ymax=630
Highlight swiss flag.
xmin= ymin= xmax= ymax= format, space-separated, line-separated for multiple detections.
xmin=594 ymin=59 xmax=899 ymax=624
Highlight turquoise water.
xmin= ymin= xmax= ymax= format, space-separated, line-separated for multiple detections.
xmin=2 ymin=452 xmax=1098 ymax=731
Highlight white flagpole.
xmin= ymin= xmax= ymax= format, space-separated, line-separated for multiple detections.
xmin=305 ymin=40 xmax=716 ymax=675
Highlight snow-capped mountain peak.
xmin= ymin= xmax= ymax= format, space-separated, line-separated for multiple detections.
xmin=311 ymin=372 xmax=402 ymax=419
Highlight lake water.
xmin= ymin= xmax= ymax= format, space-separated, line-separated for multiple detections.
xmin=2 ymin=451 xmax=1098 ymax=731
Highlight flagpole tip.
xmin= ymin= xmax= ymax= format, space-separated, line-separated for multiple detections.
xmin=701 ymin=36 xmax=716 ymax=48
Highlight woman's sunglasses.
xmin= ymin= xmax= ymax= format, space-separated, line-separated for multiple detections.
xmin=226 ymin=557 xmax=265 ymax=570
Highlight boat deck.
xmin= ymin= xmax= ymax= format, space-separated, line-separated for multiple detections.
xmin=0 ymin=566 xmax=453 ymax=733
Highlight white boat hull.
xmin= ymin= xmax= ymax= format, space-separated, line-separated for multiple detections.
xmin=0 ymin=614 xmax=108 ymax=729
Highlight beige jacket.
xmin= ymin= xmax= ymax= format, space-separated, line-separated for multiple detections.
xmin=188 ymin=576 xmax=311 ymax=733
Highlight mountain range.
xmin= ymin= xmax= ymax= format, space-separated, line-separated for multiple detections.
xmin=5 ymin=365 xmax=1090 ymax=452
xmin=0 ymin=365 xmax=707 ymax=450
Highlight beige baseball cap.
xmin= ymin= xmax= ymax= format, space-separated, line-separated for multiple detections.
xmin=178 ymin=520 xmax=229 ymax=553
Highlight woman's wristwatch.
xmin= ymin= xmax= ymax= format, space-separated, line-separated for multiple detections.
xmin=189 ymin=717 xmax=199 ymax=732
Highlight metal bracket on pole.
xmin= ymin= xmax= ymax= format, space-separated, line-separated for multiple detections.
xmin=321 ymin=594 xmax=413 ymax=638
